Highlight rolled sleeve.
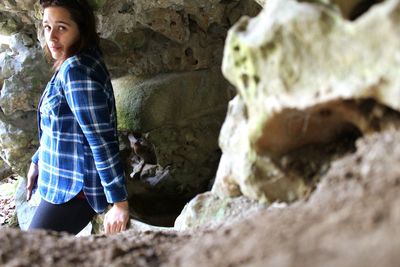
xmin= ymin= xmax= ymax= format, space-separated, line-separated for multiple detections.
xmin=63 ymin=65 xmax=128 ymax=203
xmin=31 ymin=148 xmax=40 ymax=165
xmin=104 ymin=182 xmax=128 ymax=203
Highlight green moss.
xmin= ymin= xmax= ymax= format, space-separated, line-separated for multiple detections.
xmin=88 ymin=0 xmax=107 ymax=10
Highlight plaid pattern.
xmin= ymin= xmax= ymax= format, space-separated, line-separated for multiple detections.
xmin=31 ymin=48 xmax=127 ymax=213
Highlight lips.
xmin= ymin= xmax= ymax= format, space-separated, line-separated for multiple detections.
xmin=49 ymin=46 xmax=62 ymax=51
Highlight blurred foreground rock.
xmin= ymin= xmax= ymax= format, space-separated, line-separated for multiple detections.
xmin=1 ymin=129 xmax=400 ymax=267
xmin=212 ymin=0 xmax=400 ymax=205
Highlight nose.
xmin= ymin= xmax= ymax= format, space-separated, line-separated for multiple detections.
xmin=48 ymin=28 xmax=58 ymax=42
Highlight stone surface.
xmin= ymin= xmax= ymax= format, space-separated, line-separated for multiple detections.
xmin=174 ymin=192 xmax=266 ymax=230
xmin=82 ymin=0 xmax=261 ymax=77
xmin=113 ymin=69 xmax=231 ymax=132
xmin=0 ymin=159 xmax=12 ymax=181
xmin=14 ymin=176 xmax=40 ymax=230
xmin=0 ymin=32 xmax=51 ymax=176
xmin=213 ymin=0 xmax=400 ymax=203
xmin=0 ymin=12 xmax=20 ymax=35
xmin=168 ymin=129 xmax=400 ymax=267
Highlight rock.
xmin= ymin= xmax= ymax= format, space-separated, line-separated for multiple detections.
xmin=214 ymin=0 xmax=400 ymax=203
xmin=14 ymin=176 xmax=40 ymax=230
xmin=0 ymin=32 xmax=51 ymax=176
xmin=174 ymin=192 xmax=266 ymax=230
xmin=0 ymin=159 xmax=12 ymax=181
xmin=95 ymin=0 xmax=261 ymax=76
xmin=113 ymin=70 xmax=230 ymax=132
xmin=254 ymin=0 xmax=266 ymax=7
xmin=91 ymin=212 xmax=173 ymax=234
xmin=0 ymin=13 xmax=19 ymax=35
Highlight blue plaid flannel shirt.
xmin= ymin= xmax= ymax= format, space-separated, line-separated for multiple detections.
xmin=31 ymin=48 xmax=128 ymax=213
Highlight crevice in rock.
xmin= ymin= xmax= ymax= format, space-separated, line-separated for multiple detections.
xmin=348 ymin=0 xmax=385 ymax=20
xmin=258 ymin=98 xmax=400 ymax=200
xmin=333 ymin=0 xmax=386 ymax=21
xmin=275 ymin=123 xmax=361 ymax=188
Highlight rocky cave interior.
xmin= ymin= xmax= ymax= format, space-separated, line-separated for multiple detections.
xmin=1 ymin=0 xmax=400 ymax=266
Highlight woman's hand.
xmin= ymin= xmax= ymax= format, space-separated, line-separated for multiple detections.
xmin=26 ymin=162 xmax=39 ymax=201
xmin=104 ymin=200 xmax=129 ymax=234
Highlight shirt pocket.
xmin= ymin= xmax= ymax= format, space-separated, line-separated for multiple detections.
xmin=40 ymin=93 xmax=62 ymax=117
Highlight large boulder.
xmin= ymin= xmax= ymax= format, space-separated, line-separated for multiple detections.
xmin=213 ymin=0 xmax=400 ymax=203
xmin=174 ymin=192 xmax=266 ymax=230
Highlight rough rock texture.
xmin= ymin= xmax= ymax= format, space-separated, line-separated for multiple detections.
xmin=212 ymin=0 xmax=400 ymax=204
xmin=174 ymin=192 xmax=266 ymax=230
xmin=14 ymin=177 xmax=41 ymax=230
xmin=0 ymin=33 xmax=51 ymax=176
xmin=1 ymin=129 xmax=400 ymax=266
xmin=94 ymin=0 xmax=261 ymax=76
xmin=0 ymin=159 xmax=12 ymax=181
xmin=168 ymin=130 xmax=400 ymax=267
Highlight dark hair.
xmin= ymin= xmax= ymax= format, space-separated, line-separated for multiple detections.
xmin=40 ymin=0 xmax=101 ymax=69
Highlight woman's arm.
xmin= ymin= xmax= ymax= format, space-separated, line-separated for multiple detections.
xmin=27 ymin=148 xmax=40 ymax=201
xmin=63 ymin=65 xmax=128 ymax=202
xmin=63 ymin=63 xmax=129 ymax=233
xmin=26 ymin=162 xmax=38 ymax=201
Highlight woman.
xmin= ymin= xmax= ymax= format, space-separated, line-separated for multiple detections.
xmin=26 ymin=0 xmax=129 ymax=235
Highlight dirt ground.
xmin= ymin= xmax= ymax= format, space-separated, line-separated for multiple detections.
xmin=0 ymin=176 xmax=17 ymax=227
xmin=1 ymin=129 xmax=400 ymax=267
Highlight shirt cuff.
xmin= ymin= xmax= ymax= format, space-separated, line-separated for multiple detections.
xmin=104 ymin=185 xmax=128 ymax=203
xmin=31 ymin=149 xmax=40 ymax=165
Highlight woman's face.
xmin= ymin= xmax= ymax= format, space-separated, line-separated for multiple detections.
xmin=42 ymin=6 xmax=80 ymax=60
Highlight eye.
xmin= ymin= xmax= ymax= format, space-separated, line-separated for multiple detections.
xmin=58 ymin=26 xmax=67 ymax=31
xmin=43 ymin=25 xmax=51 ymax=31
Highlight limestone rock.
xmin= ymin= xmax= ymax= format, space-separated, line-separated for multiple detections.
xmin=254 ymin=0 xmax=266 ymax=7
xmin=0 ymin=33 xmax=51 ymax=176
xmin=0 ymin=0 xmax=40 ymax=28
xmin=0 ymin=159 xmax=12 ymax=181
xmin=174 ymin=192 xmax=266 ymax=230
xmin=14 ymin=176 xmax=40 ymax=230
xmin=0 ymin=13 xmax=20 ymax=35
xmin=95 ymin=0 xmax=260 ymax=76
xmin=214 ymin=0 xmax=400 ymax=203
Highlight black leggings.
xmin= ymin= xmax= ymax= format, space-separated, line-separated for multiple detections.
xmin=28 ymin=196 xmax=96 ymax=235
